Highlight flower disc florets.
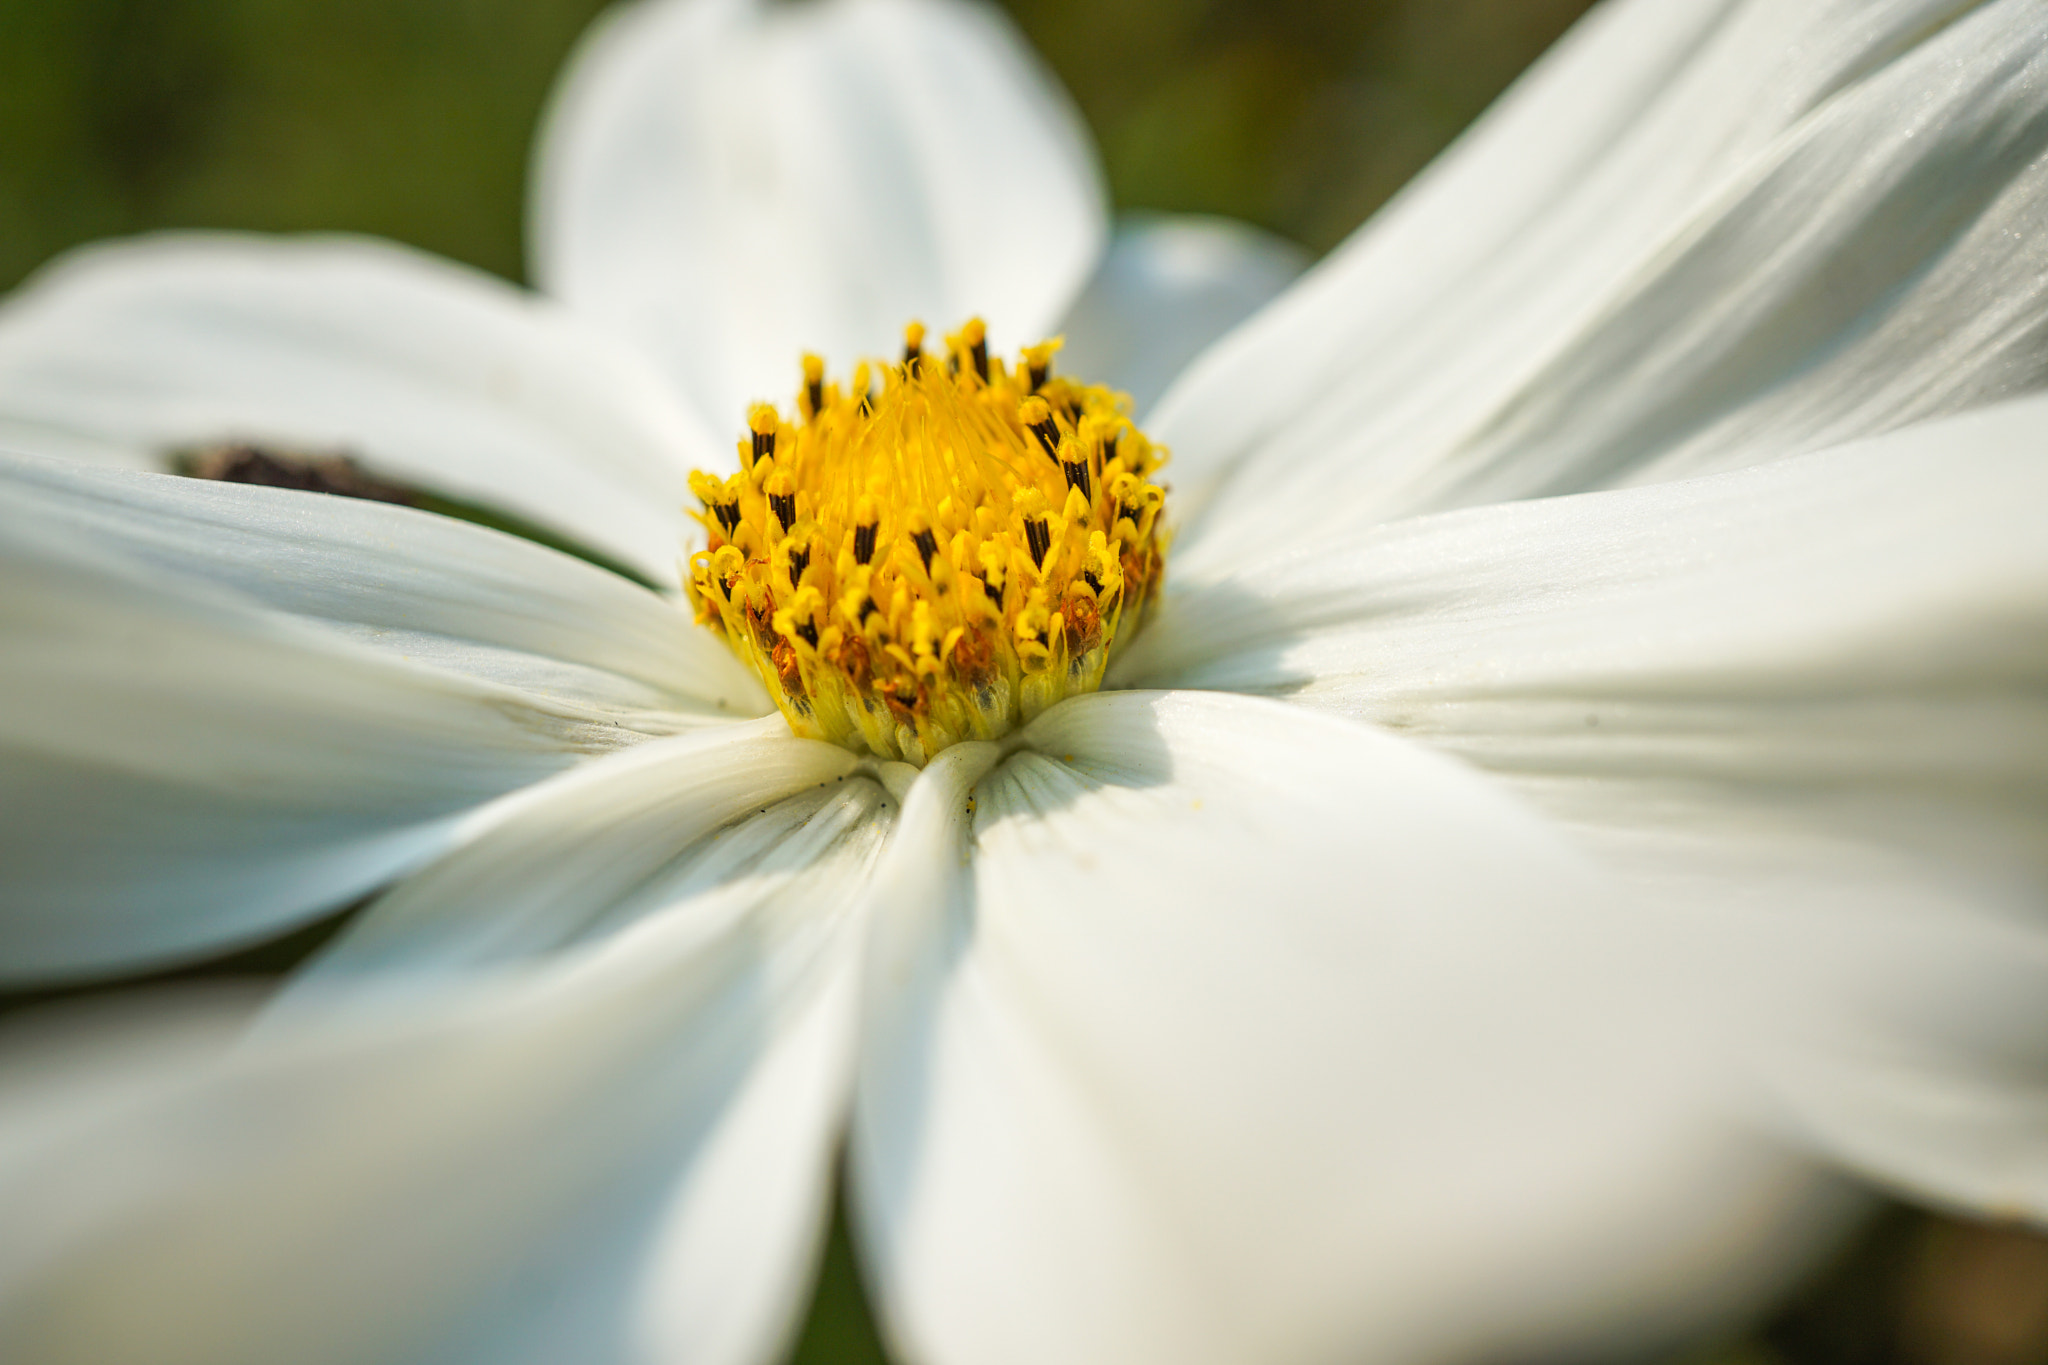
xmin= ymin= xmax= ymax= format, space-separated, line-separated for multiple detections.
xmin=685 ymin=319 xmax=1169 ymax=765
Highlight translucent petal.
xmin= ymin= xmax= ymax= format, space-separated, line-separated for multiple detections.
xmin=0 ymin=234 xmax=716 ymax=583
xmin=0 ymin=732 xmax=885 ymax=1365
xmin=1056 ymin=214 xmax=1304 ymax=420
xmin=0 ymin=467 xmax=695 ymax=982
xmin=532 ymin=0 xmax=1106 ymax=439
xmin=1159 ymin=0 xmax=2048 ymax=547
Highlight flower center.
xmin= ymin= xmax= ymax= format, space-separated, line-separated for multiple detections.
xmin=685 ymin=319 xmax=1169 ymax=764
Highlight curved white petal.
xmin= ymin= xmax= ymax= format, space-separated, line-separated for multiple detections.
xmin=532 ymin=0 xmax=1107 ymax=439
xmin=0 ymin=472 xmax=719 ymax=984
xmin=283 ymin=720 xmax=868 ymax=988
xmin=851 ymin=691 xmax=1845 ymax=1365
xmin=1149 ymin=0 xmax=1740 ymax=504
xmin=1 ymin=451 xmax=764 ymax=719
xmin=1774 ymin=1044 xmax=2048 ymax=1220
xmin=1123 ymin=401 xmax=2048 ymax=1226
xmin=0 ymin=731 xmax=886 ymax=1365
xmin=0 ymin=233 xmax=719 ymax=584
xmin=1055 ymin=214 xmax=1305 ymax=420
xmin=1121 ymin=399 xmax=2048 ymax=895
xmin=1157 ymin=0 xmax=2048 ymax=549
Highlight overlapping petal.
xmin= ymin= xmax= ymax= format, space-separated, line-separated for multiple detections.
xmin=0 ymin=729 xmax=887 ymax=1365
xmin=0 ymin=452 xmax=762 ymax=719
xmin=852 ymin=691 xmax=1846 ymax=1365
xmin=532 ymin=0 xmax=1107 ymax=437
xmin=1120 ymin=399 xmax=2048 ymax=893
xmin=0 ymin=453 xmax=763 ymax=983
xmin=1056 ymin=215 xmax=1304 ymax=419
xmin=284 ymin=720 xmax=871 ymax=988
xmin=0 ymin=234 xmax=717 ymax=583
xmin=1118 ymin=399 xmax=2048 ymax=1223
xmin=1158 ymin=0 xmax=2048 ymax=543
xmin=1 ymin=0 xmax=2042 ymax=1361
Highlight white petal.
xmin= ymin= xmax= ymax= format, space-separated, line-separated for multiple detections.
xmin=1055 ymin=214 xmax=1305 ymax=420
xmin=283 ymin=720 xmax=869 ymax=988
xmin=0 ymin=740 xmax=883 ymax=1364
xmin=851 ymin=691 xmax=1844 ymax=1365
xmin=0 ymin=451 xmax=764 ymax=719
xmin=1125 ymin=400 xmax=2048 ymax=1226
xmin=0 ymin=479 xmax=705 ymax=983
xmin=1120 ymin=398 xmax=2048 ymax=893
xmin=1652 ymin=854 xmax=2048 ymax=1226
xmin=1156 ymin=0 xmax=2048 ymax=549
xmin=1772 ymin=1039 xmax=2048 ymax=1219
xmin=0 ymin=233 xmax=719 ymax=584
xmin=532 ymin=0 xmax=1107 ymax=437
xmin=1147 ymin=0 xmax=1737 ymax=505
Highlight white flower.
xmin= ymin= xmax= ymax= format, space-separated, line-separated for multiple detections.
xmin=0 ymin=1 xmax=2045 ymax=1363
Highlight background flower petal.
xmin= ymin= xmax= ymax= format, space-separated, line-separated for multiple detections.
xmin=0 ymin=734 xmax=882 ymax=1364
xmin=0 ymin=233 xmax=718 ymax=585
xmin=1156 ymin=0 xmax=2048 ymax=541
xmin=1055 ymin=213 xmax=1304 ymax=420
xmin=531 ymin=0 xmax=1107 ymax=438
xmin=850 ymin=691 xmax=1849 ymax=1365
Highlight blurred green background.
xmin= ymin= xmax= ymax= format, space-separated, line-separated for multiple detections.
xmin=4 ymin=2 xmax=2047 ymax=1364
xmin=0 ymin=0 xmax=1599 ymax=291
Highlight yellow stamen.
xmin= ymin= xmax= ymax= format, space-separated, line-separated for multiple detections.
xmin=800 ymin=352 xmax=826 ymax=418
xmin=745 ymin=403 xmax=780 ymax=471
xmin=685 ymin=317 xmax=1170 ymax=765
xmin=1021 ymin=337 xmax=1062 ymax=392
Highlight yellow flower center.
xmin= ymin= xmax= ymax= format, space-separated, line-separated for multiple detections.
xmin=685 ymin=318 xmax=1169 ymax=764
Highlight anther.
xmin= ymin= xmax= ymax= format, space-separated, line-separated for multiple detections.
xmin=1022 ymin=338 xmax=1061 ymax=393
xmin=787 ymin=546 xmax=811 ymax=588
xmin=802 ymin=354 xmax=825 ymax=419
xmin=1024 ymin=516 xmax=1052 ymax=568
xmin=855 ymin=361 xmax=876 ymax=417
xmin=748 ymin=404 xmax=778 ymax=467
xmin=903 ymin=320 xmax=926 ymax=373
xmin=690 ymin=470 xmax=743 ymax=536
xmin=766 ymin=473 xmax=797 ymax=533
xmin=1058 ymin=436 xmax=1092 ymax=502
xmin=1020 ymin=396 xmax=1061 ymax=461
xmin=909 ymin=517 xmax=939 ymax=574
xmin=963 ymin=318 xmax=989 ymax=384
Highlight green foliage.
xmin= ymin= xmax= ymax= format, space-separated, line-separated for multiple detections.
xmin=0 ymin=0 xmax=1597 ymax=293
xmin=1004 ymin=0 xmax=1597 ymax=252
xmin=0 ymin=0 xmax=611 ymax=289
